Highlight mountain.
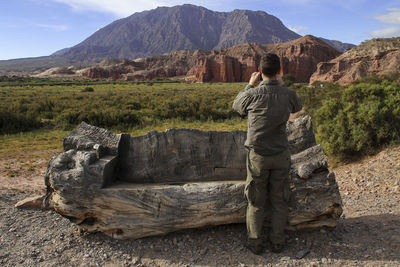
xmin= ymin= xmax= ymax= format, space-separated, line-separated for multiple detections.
xmin=70 ymin=35 xmax=340 ymax=83
xmin=0 ymin=5 xmax=353 ymax=74
xmin=319 ymin=38 xmax=355 ymax=53
xmin=51 ymin=48 xmax=71 ymax=56
xmin=0 ymin=56 xmax=70 ymax=74
xmin=59 ymin=4 xmax=301 ymax=63
xmin=310 ymin=37 xmax=400 ymax=84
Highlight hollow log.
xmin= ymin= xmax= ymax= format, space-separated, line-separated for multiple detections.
xmin=44 ymin=115 xmax=342 ymax=239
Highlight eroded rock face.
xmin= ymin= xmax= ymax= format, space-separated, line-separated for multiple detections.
xmin=79 ymin=35 xmax=340 ymax=83
xmin=44 ymin=116 xmax=342 ymax=239
xmin=310 ymin=37 xmax=400 ymax=84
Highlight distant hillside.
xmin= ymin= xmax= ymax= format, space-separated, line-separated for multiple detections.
xmin=310 ymin=37 xmax=400 ymax=84
xmin=0 ymin=56 xmax=71 ymax=74
xmin=319 ymin=38 xmax=355 ymax=53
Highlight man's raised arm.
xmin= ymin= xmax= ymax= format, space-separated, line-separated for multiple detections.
xmin=232 ymin=72 xmax=260 ymax=116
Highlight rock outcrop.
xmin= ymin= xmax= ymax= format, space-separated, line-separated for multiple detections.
xmin=43 ymin=116 xmax=342 ymax=239
xmin=80 ymin=35 xmax=340 ymax=83
xmin=310 ymin=37 xmax=400 ymax=84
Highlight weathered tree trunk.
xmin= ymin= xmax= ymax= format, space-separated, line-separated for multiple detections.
xmin=44 ymin=115 xmax=342 ymax=239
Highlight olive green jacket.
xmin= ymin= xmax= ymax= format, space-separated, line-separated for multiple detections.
xmin=232 ymin=80 xmax=302 ymax=156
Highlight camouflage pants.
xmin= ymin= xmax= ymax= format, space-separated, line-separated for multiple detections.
xmin=245 ymin=148 xmax=291 ymax=246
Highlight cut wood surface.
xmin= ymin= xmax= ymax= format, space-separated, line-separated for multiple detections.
xmin=44 ymin=115 xmax=342 ymax=239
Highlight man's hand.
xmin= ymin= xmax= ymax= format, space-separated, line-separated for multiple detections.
xmin=249 ymin=72 xmax=261 ymax=87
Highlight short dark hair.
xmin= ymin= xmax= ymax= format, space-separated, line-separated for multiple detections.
xmin=260 ymin=53 xmax=281 ymax=77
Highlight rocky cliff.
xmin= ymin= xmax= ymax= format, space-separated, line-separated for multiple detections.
xmin=310 ymin=37 xmax=400 ymax=85
xmin=81 ymin=35 xmax=340 ymax=83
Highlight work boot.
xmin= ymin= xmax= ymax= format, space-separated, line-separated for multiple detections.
xmin=245 ymin=239 xmax=264 ymax=255
xmin=245 ymin=242 xmax=264 ymax=255
xmin=270 ymin=242 xmax=285 ymax=253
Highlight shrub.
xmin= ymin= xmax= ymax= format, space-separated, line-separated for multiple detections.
xmin=81 ymin=87 xmax=94 ymax=92
xmin=0 ymin=110 xmax=42 ymax=134
xmin=282 ymin=74 xmax=296 ymax=87
xmin=315 ymin=81 xmax=400 ymax=158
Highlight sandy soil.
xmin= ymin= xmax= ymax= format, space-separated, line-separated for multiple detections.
xmin=0 ymin=145 xmax=399 ymax=266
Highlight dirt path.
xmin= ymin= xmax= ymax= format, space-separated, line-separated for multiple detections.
xmin=0 ymin=146 xmax=399 ymax=266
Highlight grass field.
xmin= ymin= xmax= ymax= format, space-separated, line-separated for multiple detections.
xmin=1 ymin=76 xmax=399 ymax=162
xmin=0 ymin=79 xmax=249 ymax=161
xmin=0 ymin=79 xmax=248 ymax=134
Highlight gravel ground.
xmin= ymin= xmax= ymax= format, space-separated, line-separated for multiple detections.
xmin=0 ymin=145 xmax=399 ymax=266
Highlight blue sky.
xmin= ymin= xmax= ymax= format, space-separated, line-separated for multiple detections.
xmin=0 ymin=0 xmax=399 ymax=60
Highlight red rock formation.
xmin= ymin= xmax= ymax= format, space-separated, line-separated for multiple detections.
xmin=81 ymin=35 xmax=341 ymax=83
xmin=85 ymin=66 xmax=130 ymax=80
xmin=190 ymin=55 xmax=242 ymax=82
xmin=272 ymin=36 xmax=341 ymax=82
xmin=85 ymin=67 xmax=110 ymax=79
xmin=310 ymin=37 xmax=400 ymax=85
xmin=190 ymin=35 xmax=340 ymax=83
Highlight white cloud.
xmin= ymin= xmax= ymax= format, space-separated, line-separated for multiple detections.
xmin=375 ymin=8 xmax=400 ymax=25
xmin=51 ymin=0 xmax=233 ymax=17
xmin=52 ymin=0 xmax=164 ymax=17
xmin=370 ymin=8 xmax=400 ymax=38
xmin=280 ymin=0 xmax=367 ymax=9
xmin=288 ymin=25 xmax=308 ymax=35
xmin=369 ymin=27 xmax=400 ymax=38
xmin=36 ymin=23 xmax=69 ymax=31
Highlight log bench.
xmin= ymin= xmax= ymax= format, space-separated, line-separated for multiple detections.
xmin=44 ymin=115 xmax=342 ymax=239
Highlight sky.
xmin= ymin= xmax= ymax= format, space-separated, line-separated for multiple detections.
xmin=0 ymin=0 xmax=399 ymax=60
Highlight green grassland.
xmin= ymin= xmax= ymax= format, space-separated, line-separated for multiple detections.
xmin=1 ymin=76 xmax=399 ymax=162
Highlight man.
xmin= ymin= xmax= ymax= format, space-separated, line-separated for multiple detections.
xmin=232 ymin=53 xmax=302 ymax=254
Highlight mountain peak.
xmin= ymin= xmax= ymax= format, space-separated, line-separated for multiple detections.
xmin=60 ymin=5 xmax=301 ymax=64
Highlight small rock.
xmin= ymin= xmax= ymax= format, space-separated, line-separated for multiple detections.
xmin=280 ymin=256 xmax=291 ymax=261
xmin=15 ymin=195 xmax=45 ymax=209
xmin=131 ymin=257 xmax=140 ymax=265
xmin=295 ymin=249 xmax=310 ymax=259
xmin=201 ymin=248 xmax=208 ymax=256
xmin=375 ymin=249 xmax=383 ymax=254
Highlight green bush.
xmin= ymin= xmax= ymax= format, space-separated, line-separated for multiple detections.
xmin=282 ymin=74 xmax=296 ymax=87
xmin=0 ymin=109 xmax=42 ymax=134
xmin=315 ymin=80 xmax=400 ymax=158
xmin=293 ymin=81 xmax=344 ymax=118
xmin=81 ymin=87 xmax=94 ymax=92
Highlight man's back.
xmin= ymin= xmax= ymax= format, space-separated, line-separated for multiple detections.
xmin=232 ymin=79 xmax=302 ymax=156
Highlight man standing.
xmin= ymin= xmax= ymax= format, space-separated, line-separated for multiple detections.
xmin=232 ymin=53 xmax=302 ymax=254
